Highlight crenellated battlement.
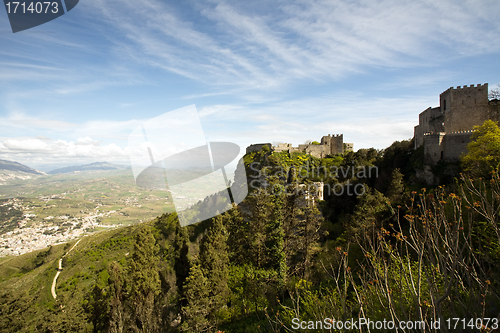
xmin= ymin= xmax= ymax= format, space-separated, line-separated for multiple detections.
xmin=423 ymin=130 xmax=475 ymax=135
xmin=423 ymin=132 xmax=446 ymax=136
xmin=447 ymin=130 xmax=475 ymax=135
xmin=442 ymin=83 xmax=487 ymax=93
xmin=455 ymin=83 xmax=486 ymax=89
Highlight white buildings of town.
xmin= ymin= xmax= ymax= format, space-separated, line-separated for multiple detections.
xmin=0 ymin=199 xmax=120 ymax=256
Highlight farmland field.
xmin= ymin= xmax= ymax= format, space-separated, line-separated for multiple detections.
xmin=0 ymin=169 xmax=176 ymax=256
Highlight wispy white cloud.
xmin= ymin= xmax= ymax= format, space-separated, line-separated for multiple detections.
xmin=82 ymin=0 xmax=500 ymax=91
xmin=0 ymin=112 xmax=77 ymax=131
xmin=0 ymin=64 xmax=68 ymax=83
xmin=0 ymin=112 xmax=142 ymax=141
xmin=86 ymin=0 xmax=276 ymax=89
xmin=181 ymin=91 xmax=231 ymax=100
xmin=374 ymin=70 xmax=460 ymax=91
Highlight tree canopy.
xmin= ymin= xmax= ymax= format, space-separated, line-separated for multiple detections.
xmin=461 ymin=119 xmax=500 ymax=178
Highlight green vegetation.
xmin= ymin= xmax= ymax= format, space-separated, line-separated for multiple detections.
xmin=0 ymin=137 xmax=499 ymax=332
xmin=461 ymin=119 xmax=500 ymax=178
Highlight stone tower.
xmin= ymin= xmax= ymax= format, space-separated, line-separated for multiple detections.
xmin=320 ymin=134 xmax=344 ymax=155
xmin=414 ymin=83 xmax=500 ymax=165
xmin=440 ymin=84 xmax=489 ymax=133
xmin=331 ymin=134 xmax=344 ymax=155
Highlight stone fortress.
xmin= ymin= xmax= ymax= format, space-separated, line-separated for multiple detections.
xmin=414 ymin=83 xmax=500 ymax=164
xmin=246 ymin=134 xmax=354 ymax=158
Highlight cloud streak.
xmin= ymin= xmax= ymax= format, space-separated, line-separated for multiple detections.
xmin=84 ymin=0 xmax=500 ymax=90
xmin=1 ymin=0 xmax=499 ymax=170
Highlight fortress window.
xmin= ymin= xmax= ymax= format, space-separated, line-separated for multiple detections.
xmin=443 ymin=99 xmax=446 ymax=110
xmin=440 ymin=151 xmax=444 ymax=160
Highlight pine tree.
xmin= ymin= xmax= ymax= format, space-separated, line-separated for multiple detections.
xmin=127 ymin=226 xmax=161 ymax=332
xmin=85 ymin=284 xmax=110 ymax=333
xmin=181 ymin=263 xmax=210 ymax=332
xmin=225 ymin=204 xmax=248 ymax=265
xmin=108 ymin=261 xmax=126 ymax=333
xmin=282 ymin=185 xmax=302 ymax=276
xmin=198 ymin=215 xmax=230 ymax=321
xmin=300 ymin=204 xmax=322 ymax=278
xmin=174 ymin=218 xmax=190 ymax=302
xmin=347 ymin=188 xmax=393 ymax=242
xmin=386 ymin=168 xmax=404 ymax=202
xmin=181 ymin=215 xmax=230 ymax=331
xmin=265 ymin=184 xmax=287 ymax=284
xmin=247 ymin=192 xmax=268 ymax=268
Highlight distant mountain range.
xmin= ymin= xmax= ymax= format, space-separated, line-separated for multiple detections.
xmin=0 ymin=159 xmax=45 ymax=175
xmin=48 ymin=161 xmax=129 ymax=174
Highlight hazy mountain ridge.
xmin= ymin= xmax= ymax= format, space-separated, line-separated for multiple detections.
xmin=48 ymin=161 xmax=129 ymax=174
xmin=0 ymin=159 xmax=46 ymax=184
xmin=0 ymin=159 xmax=45 ymax=175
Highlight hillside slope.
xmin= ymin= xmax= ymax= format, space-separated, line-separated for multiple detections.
xmin=0 ymin=222 xmax=145 ymax=332
xmin=0 ymin=159 xmax=46 ymax=184
xmin=0 ymin=159 xmax=45 ymax=175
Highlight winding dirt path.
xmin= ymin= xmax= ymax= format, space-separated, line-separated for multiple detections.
xmin=51 ymin=238 xmax=82 ymax=300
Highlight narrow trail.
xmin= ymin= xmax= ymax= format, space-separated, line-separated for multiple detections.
xmin=51 ymin=238 xmax=82 ymax=300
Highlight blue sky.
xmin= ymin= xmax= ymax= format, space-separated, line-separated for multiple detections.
xmin=1 ymin=0 xmax=500 ymax=171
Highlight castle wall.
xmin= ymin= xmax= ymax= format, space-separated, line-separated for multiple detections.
xmin=443 ymin=131 xmax=473 ymax=161
xmin=421 ymin=107 xmax=444 ymax=133
xmin=489 ymin=99 xmax=500 ymax=124
xmin=415 ymin=107 xmax=444 ymax=148
xmin=273 ymin=143 xmax=294 ymax=153
xmin=414 ymin=125 xmax=421 ymax=149
xmin=297 ymin=144 xmax=308 ymax=151
xmin=246 ymin=133 xmax=351 ymax=159
xmin=413 ymin=107 xmax=444 ymax=149
xmin=442 ymin=84 xmax=489 ymax=133
xmin=303 ymin=145 xmax=326 ymax=158
xmin=423 ymin=132 xmax=445 ymax=165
